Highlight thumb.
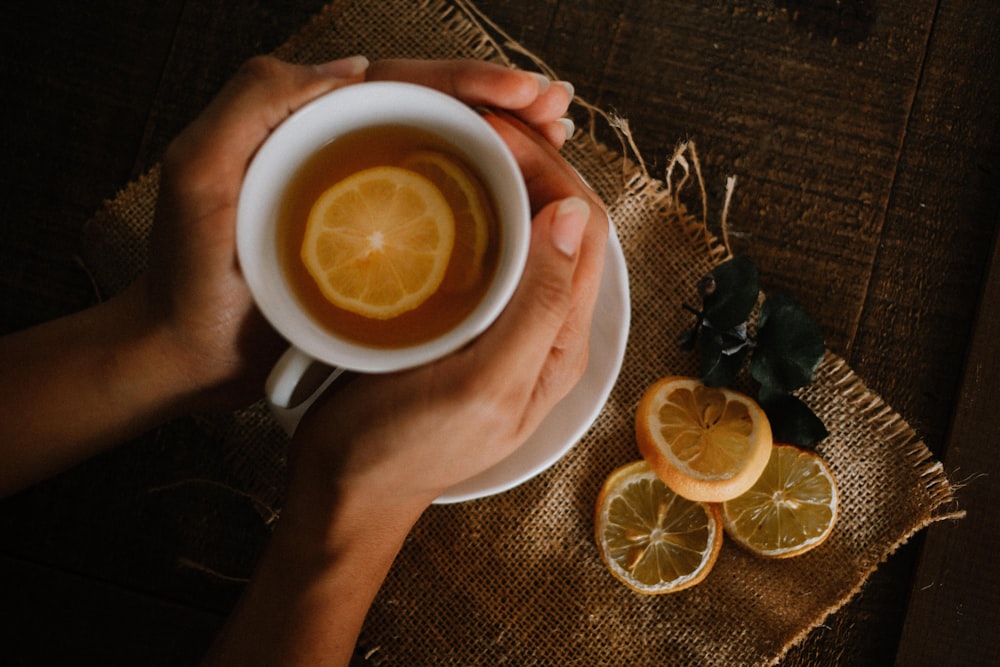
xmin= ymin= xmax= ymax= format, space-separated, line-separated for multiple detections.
xmin=476 ymin=197 xmax=590 ymax=391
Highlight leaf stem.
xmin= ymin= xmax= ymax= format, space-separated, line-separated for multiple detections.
xmin=682 ymin=303 xmax=704 ymax=317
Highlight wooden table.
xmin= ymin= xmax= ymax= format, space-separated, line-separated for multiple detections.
xmin=1 ymin=1 xmax=997 ymax=664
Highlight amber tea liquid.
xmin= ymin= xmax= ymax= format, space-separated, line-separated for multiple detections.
xmin=277 ymin=125 xmax=501 ymax=348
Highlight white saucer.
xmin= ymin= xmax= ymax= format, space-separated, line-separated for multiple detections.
xmin=435 ymin=225 xmax=630 ymax=503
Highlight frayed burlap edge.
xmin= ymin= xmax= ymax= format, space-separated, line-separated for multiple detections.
xmin=769 ymin=353 xmax=963 ymax=665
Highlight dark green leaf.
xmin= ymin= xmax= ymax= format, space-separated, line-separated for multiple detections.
xmin=758 ymin=389 xmax=829 ymax=449
xmin=751 ymin=293 xmax=825 ymax=392
xmin=699 ymin=328 xmax=748 ymax=387
xmin=701 ymin=256 xmax=760 ymax=330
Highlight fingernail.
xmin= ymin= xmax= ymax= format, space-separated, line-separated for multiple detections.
xmin=552 ymin=197 xmax=589 ymax=257
xmin=529 ymin=72 xmax=552 ymax=94
xmin=559 ymin=117 xmax=576 ymax=140
xmin=554 ymin=80 xmax=575 ymax=99
xmin=316 ymin=55 xmax=370 ymax=78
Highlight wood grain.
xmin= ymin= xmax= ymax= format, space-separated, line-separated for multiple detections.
xmin=894 ymin=210 xmax=1000 ymax=665
xmin=851 ymin=0 xmax=1000 ymax=451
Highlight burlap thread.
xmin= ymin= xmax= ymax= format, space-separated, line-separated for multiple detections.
xmin=81 ymin=1 xmax=961 ymax=664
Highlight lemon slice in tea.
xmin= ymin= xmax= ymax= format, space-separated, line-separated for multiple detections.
xmin=301 ymin=166 xmax=455 ymax=320
xmin=401 ymin=150 xmax=493 ymax=293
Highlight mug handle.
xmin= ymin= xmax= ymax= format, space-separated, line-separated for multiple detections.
xmin=266 ymin=346 xmax=346 ymax=410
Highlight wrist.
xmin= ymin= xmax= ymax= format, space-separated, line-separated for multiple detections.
xmin=123 ymin=273 xmax=273 ymax=413
xmin=204 ymin=466 xmax=424 ymax=665
xmin=107 ymin=279 xmax=208 ymax=417
xmin=279 ymin=455 xmax=429 ymax=564
xmin=288 ymin=406 xmax=440 ymax=532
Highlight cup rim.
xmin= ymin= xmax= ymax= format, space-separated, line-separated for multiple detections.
xmin=236 ymin=81 xmax=530 ymax=373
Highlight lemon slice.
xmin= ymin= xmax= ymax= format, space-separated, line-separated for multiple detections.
xmin=301 ymin=166 xmax=455 ymax=319
xmin=635 ymin=376 xmax=773 ymax=502
xmin=721 ymin=444 xmax=838 ymax=558
xmin=595 ymin=460 xmax=723 ymax=594
xmin=401 ymin=150 xmax=493 ymax=293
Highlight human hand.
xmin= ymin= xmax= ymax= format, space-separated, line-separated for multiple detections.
xmin=201 ymin=65 xmax=591 ymax=667
xmin=137 ymin=55 xmax=575 ymax=410
xmin=286 ymin=111 xmax=608 ymax=522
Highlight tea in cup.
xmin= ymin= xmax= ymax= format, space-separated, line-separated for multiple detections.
xmin=236 ymin=82 xmax=530 ymax=415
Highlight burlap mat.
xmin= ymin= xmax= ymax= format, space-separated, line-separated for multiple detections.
xmin=81 ymin=0 xmax=961 ymax=664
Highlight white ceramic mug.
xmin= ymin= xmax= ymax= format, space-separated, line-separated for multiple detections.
xmin=236 ymin=81 xmax=531 ymax=429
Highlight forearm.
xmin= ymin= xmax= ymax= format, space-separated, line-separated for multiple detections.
xmin=203 ymin=472 xmax=425 ymax=666
xmin=0 ymin=279 xmax=202 ymax=496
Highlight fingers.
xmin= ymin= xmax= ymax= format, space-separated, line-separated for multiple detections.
xmin=485 ymin=110 xmax=608 ymax=309
xmin=367 ymin=58 xmax=540 ymax=107
xmin=207 ymin=55 xmax=369 ymax=142
xmin=475 ymin=197 xmax=590 ymax=395
xmin=515 ymin=79 xmax=575 ymax=144
xmin=366 ymin=59 xmax=574 ymax=147
xmin=167 ymin=55 xmax=577 ymax=195
xmin=164 ymin=55 xmax=370 ymax=192
xmin=471 ymin=112 xmax=607 ymax=411
xmin=485 ymin=111 xmax=605 ymax=222
xmin=475 ymin=112 xmax=609 ymax=426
